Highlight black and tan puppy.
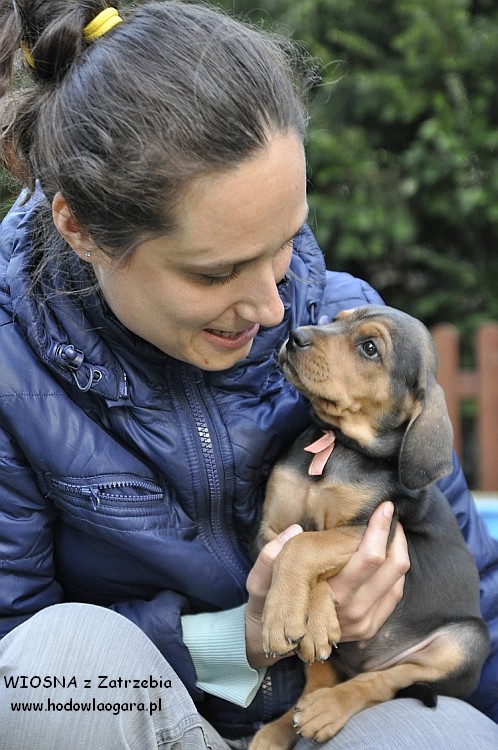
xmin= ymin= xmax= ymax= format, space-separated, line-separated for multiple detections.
xmin=250 ymin=305 xmax=489 ymax=750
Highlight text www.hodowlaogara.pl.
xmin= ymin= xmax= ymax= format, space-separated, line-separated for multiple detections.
xmin=10 ymin=697 xmax=163 ymax=716
xmin=4 ymin=674 xmax=172 ymax=716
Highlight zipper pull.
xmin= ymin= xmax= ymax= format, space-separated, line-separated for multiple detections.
xmin=80 ymin=486 xmax=101 ymax=510
xmin=89 ymin=487 xmax=101 ymax=510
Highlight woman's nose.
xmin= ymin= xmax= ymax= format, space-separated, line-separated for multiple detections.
xmin=235 ymin=270 xmax=285 ymax=328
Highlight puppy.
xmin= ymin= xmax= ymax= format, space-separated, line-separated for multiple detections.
xmin=250 ymin=305 xmax=489 ymax=749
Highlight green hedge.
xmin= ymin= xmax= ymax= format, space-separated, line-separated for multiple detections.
xmin=2 ymin=0 xmax=498 ymax=347
xmin=216 ymin=0 xmax=498 ymax=352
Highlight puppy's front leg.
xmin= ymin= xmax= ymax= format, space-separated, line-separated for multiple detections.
xmin=262 ymin=527 xmax=363 ymax=659
xmin=249 ymin=661 xmax=341 ymax=750
xmin=298 ymin=579 xmax=341 ymax=663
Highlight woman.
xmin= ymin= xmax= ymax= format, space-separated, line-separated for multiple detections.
xmin=0 ymin=2 xmax=497 ymax=748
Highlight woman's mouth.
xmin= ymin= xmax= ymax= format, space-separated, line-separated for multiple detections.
xmin=204 ymin=324 xmax=260 ymax=350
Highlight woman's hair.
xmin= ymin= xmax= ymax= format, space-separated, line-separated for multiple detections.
xmin=0 ymin=0 xmax=314 ymax=263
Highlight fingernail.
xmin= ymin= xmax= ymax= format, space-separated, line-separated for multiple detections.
xmin=278 ymin=524 xmax=302 ymax=542
xmin=383 ymin=501 xmax=394 ymax=518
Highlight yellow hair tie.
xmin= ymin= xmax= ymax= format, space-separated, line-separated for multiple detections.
xmin=20 ymin=7 xmax=122 ymax=69
xmin=20 ymin=40 xmax=35 ymax=68
xmin=83 ymin=7 xmax=123 ymax=42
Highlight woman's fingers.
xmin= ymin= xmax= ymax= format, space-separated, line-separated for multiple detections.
xmin=328 ymin=503 xmax=410 ymax=642
xmin=335 ymin=502 xmax=395 ymax=589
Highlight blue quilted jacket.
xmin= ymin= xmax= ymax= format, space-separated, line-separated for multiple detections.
xmin=1 ymin=194 xmax=497 ymax=736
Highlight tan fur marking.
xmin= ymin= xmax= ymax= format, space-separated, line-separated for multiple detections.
xmin=305 ymin=482 xmax=373 ymax=531
xmin=282 ymin=318 xmax=400 ymax=450
xmin=261 ymin=466 xmax=311 ymax=540
xmin=248 ymin=657 xmax=341 ymax=750
xmin=262 ymin=466 xmax=373 ymax=536
xmin=293 ymin=636 xmax=465 ymax=742
xmin=261 ymin=527 xmax=364 ymax=658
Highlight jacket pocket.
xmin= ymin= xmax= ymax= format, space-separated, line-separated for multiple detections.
xmin=41 ymin=472 xmax=191 ymax=533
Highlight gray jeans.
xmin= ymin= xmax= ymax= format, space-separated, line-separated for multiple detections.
xmin=1 ymin=603 xmax=497 ymax=749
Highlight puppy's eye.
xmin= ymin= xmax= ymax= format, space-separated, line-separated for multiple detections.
xmin=360 ymin=340 xmax=379 ymax=359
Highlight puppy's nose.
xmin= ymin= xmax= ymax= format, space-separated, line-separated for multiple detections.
xmin=286 ymin=328 xmax=312 ymax=352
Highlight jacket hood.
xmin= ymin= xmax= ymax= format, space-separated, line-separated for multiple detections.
xmin=0 ymin=191 xmax=327 ymax=404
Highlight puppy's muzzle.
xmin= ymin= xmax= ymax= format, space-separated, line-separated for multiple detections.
xmin=285 ymin=328 xmax=313 ymax=353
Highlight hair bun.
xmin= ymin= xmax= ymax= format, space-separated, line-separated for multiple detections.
xmin=12 ymin=2 xmax=119 ymax=83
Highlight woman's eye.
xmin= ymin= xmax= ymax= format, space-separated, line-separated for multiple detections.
xmin=360 ymin=339 xmax=379 ymax=359
xmin=197 ymin=238 xmax=293 ymax=287
xmin=199 ymin=268 xmax=241 ymax=286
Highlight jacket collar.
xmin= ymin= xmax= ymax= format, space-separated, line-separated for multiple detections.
xmin=2 ymin=193 xmax=326 ymax=404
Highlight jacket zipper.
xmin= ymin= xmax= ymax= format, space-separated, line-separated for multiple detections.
xmin=50 ymin=478 xmax=162 ymax=511
xmin=181 ymin=368 xmax=276 ymax=715
xmin=180 ymin=364 xmax=250 ymax=581
xmin=260 ymin=673 xmax=274 ymax=722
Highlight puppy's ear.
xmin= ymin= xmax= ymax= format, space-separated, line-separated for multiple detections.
xmin=399 ymin=380 xmax=454 ymax=490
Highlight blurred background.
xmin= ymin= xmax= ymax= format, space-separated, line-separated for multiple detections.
xmin=1 ymin=0 xmax=497 ymax=493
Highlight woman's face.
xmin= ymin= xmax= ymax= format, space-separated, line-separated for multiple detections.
xmin=94 ymin=132 xmax=308 ymax=371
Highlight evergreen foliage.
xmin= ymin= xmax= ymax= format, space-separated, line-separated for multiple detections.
xmin=216 ymin=0 xmax=498 ymax=346
xmin=2 ymin=0 xmax=497 ymax=344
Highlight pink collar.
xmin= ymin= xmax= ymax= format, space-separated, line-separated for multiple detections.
xmin=304 ymin=431 xmax=336 ymax=476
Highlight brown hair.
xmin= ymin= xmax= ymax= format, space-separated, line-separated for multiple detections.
xmin=0 ymin=0 xmax=314 ymax=265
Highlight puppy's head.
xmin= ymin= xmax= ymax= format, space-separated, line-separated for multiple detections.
xmin=279 ymin=305 xmax=454 ymax=490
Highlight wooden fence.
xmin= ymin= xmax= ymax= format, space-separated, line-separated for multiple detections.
xmin=432 ymin=322 xmax=498 ymax=491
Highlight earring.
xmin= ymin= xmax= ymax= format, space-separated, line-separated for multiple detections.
xmin=84 ymin=250 xmax=92 ymax=258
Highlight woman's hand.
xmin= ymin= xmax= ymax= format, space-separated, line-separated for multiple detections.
xmin=245 ymin=502 xmax=409 ymax=668
xmin=328 ymin=501 xmax=410 ymax=642
xmin=245 ymin=525 xmax=303 ymax=669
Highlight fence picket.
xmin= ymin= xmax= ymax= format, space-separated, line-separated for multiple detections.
xmin=432 ymin=323 xmax=498 ymax=491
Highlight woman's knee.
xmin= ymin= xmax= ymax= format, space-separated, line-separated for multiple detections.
xmin=0 ymin=603 xmax=206 ymax=749
xmin=294 ymin=697 xmax=498 ymax=750
xmin=1 ymin=603 xmax=167 ymax=674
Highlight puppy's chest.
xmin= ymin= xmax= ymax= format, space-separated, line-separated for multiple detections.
xmin=290 ymin=443 xmax=393 ymax=532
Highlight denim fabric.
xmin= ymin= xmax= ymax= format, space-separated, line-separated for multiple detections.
xmin=0 ymin=604 xmax=205 ymax=749
xmin=1 ymin=603 xmax=497 ymax=749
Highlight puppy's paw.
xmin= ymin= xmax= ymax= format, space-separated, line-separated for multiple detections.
xmin=293 ymin=687 xmax=347 ymax=742
xmin=249 ymin=719 xmax=298 ymax=750
xmin=262 ymin=609 xmax=306 ymax=656
xmin=262 ymin=591 xmax=308 ymax=656
xmin=296 ymin=582 xmax=341 ymax=662
xmin=297 ymin=629 xmax=335 ymax=664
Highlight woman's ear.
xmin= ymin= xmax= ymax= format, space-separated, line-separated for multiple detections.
xmin=52 ymin=192 xmax=98 ymax=263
